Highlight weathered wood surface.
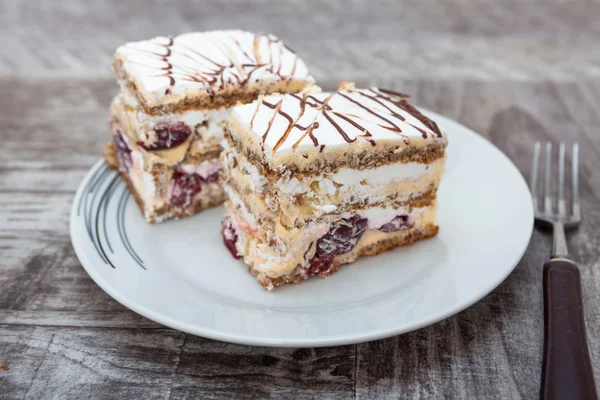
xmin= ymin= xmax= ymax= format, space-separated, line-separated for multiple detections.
xmin=2 ymin=0 xmax=600 ymax=398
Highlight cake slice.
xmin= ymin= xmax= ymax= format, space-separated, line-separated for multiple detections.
xmin=104 ymin=30 xmax=315 ymax=222
xmin=220 ymin=83 xmax=448 ymax=289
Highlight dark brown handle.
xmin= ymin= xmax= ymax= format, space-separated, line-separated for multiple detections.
xmin=541 ymin=259 xmax=598 ymax=400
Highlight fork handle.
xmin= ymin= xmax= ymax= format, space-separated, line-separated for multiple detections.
xmin=541 ymin=259 xmax=598 ymax=400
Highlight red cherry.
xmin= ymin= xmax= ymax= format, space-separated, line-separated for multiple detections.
xmin=221 ymin=217 xmax=241 ymax=260
xmin=138 ymin=122 xmax=191 ymax=151
xmin=170 ymin=171 xmax=202 ymax=209
xmin=113 ymin=131 xmax=132 ymax=171
xmin=306 ymin=215 xmax=368 ymax=276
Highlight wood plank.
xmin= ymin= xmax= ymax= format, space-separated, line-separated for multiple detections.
xmin=170 ymin=338 xmax=355 ymax=399
xmin=0 ymin=326 xmax=355 ymax=399
xmin=0 ymin=0 xmax=599 ymax=80
xmin=0 ymin=243 xmax=133 ymax=313
xmin=0 ymin=310 xmax=161 ymax=328
xmin=0 ymin=325 xmax=185 ymax=399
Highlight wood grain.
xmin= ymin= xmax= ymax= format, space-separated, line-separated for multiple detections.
xmin=1 ymin=0 xmax=600 ymax=81
xmin=2 ymin=0 xmax=600 ymax=398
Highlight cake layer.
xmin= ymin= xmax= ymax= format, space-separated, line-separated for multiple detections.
xmin=221 ymin=137 xmax=444 ymax=227
xmin=226 ymin=85 xmax=448 ymax=176
xmin=105 ymin=125 xmax=225 ymax=223
xmin=248 ymin=225 xmax=439 ymax=290
xmin=220 ymin=84 xmax=446 ymax=288
xmin=111 ymin=95 xmax=225 ymax=168
xmin=114 ymin=94 xmax=228 ymax=156
xmin=222 ymin=195 xmax=439 ymax=288
xmin=114 ymin=30 xmax=315 ymax=114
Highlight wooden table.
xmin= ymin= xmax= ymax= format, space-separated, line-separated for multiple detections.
xmin=2 ymin=1 xmax=600 ymax=398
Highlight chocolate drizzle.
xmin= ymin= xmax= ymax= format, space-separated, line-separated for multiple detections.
xmin=156 ymin=37 xmax=175 ymax=89
xmin=254 ymin=86 xmax=442 ymax=153
xmin=260 ymin=99 xmax=285 ymax=148
xmin=121 ymin=31 xmax=309 ymax=92
xmin=322 ymin=106 xmax=356 ymax=144
xmin=292 ymin=121 xmax=320 ymax=149
xmin=377 ymin=88 xmax=410 ymax=99
xmin=294 ymin=93 xmax=367 ymax=146
xmin=369 ymin=88 xmax=442 ymax=138
xmin=331 ymin=111 xmax=376 ymax=146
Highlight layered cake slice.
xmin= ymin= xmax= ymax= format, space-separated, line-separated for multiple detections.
xmin=104 ymin=30 xmax=315 ymax=222
xmin=220 ymin=83 xmax=448 ymax=289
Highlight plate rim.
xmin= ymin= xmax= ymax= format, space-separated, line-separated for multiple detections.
xmin=70 ymin=110 xmax=534 ymax=347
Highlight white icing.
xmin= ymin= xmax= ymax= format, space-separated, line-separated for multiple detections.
xmin=279 ymin=177 xmax=308 ymax=194
xmin=138 ymin=155 xmax=156 ymax=199
xmin=200 ymin=107 xmax=231 ymax=140
xmin=320 ymin=204 xmax=338 ymax=214
xmin=178 ymin=159 xmax=221 ymax=179
xmin=141 ymin=171 xmax=156 ymax=199
xmin=121 ymin=92 xmax=230 ymax=141
xmin=129 ymin=150 xmax=157 ymax=209
xmin=332 ymin=162 xmax=429 ymax=186
xmin=359 ymin=206 xmax=427 ymax=229
xmin=231 ymin=88 xmax=445 ymax=159
xmin=245 ymin=160 xmax=268 ymax=191
xmin=116 ymin=30 xmax=314 ymax=101
xmin=143 ymin=108 xmax=210 ymax=129
xmin=122 ymin=86 xmax=140 ymax=108
xmin=318 ymin=178 xmax=337 ymax=196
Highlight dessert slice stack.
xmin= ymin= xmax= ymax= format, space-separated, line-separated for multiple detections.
xmin=105 ymin=30 xmax=315 ymax=222
xmin=220 ymin=83 xmax=448 ymax=289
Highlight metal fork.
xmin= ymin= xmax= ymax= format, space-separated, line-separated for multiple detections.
xmin=531 ymin=142 xmax=598 ymax=400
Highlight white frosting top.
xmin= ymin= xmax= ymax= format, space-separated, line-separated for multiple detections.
xmin=231 ymin=87 xmax=445 ymax=159
xmin=115 ymin=30 xmax=314 ymax=101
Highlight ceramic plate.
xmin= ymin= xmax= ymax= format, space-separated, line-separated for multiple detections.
xmin=70 ymin=111 xmax=533 ymax=347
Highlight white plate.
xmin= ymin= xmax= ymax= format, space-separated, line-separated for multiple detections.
xmin=70 ymin=111 xmax=533 ymax=347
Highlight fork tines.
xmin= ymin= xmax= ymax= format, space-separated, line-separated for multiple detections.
xmin=530 ymin=142 xmax=581 ymax=225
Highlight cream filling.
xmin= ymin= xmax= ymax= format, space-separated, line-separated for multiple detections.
xmin=271 ymin=159 xmax=445 ymax=213
xmin=279 ymin=161 xmax=435 ymax=193
xmin=129 ymin=150 xmax=161 ymax=214
xmin=178 ymin=159 xmax=222 ymax=180
xmin=167 ymin=181 xmax=223 ymax=205
xmin=122 ymin=88 xmax=229 ymax=141
xmin=225 ymin=200 xmax=329 ymax=275
xmin=226 ymin=192 xmax=437 ymax=278
xmin=126 ymin=142 xmax=222 ymax=214
xmin=113 ymin=94 xmax=229 ymax=165
xmin=360 ymin=205 xmax=427 ymax=230
xmin=222 ymin=141 xmax=445 ymax=223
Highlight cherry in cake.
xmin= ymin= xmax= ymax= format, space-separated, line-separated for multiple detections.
xmin=220 ymin=83 xmax=447 ymax=289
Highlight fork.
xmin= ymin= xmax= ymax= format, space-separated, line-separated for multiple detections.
xmin=531 ymin=142 xmax=598 ymax=400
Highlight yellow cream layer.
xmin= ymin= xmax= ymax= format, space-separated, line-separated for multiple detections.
xmin=225 ymin=196 xmax=438 ymax=279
